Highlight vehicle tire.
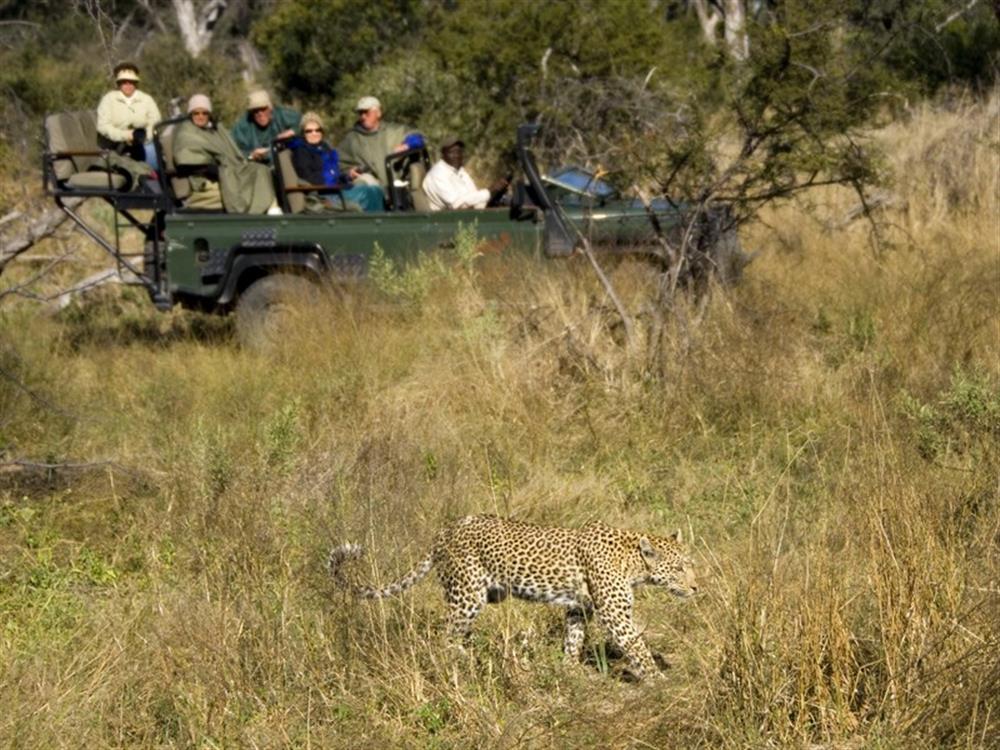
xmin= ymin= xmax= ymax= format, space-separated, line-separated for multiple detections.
xmin=234 ymin=274 xmax=322 ymax=351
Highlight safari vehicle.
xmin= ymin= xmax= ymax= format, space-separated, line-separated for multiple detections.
xmin=43 ymin=113 xmax=740 ymax=344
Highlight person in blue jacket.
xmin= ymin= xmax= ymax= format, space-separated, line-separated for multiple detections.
xmin=289 ymin=111 xmax=384 ymax=212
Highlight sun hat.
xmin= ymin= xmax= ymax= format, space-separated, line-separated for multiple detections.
xmin=247 ymin=90 xmax=272 ymax=110
xmin=114 ymin=62 xmax=140 ymax=83
xmin=355 ymin=96 xmax=381 ymax=112
xmin=187 ymin=94 xmax=212 ymax=114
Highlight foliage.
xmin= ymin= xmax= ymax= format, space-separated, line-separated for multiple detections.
xmin=900 ymin=368 xmax=1000 ymax=461
xmin=251 ymin=0 xmax=422 ymax=102
xmin=635 ymin=0 xmax=896 ymax=228
xmin=419 ymin=0 xmax=687 ymax=142
xmin=848 ymin=0 xmax=1000 ymax=95
xmin=368 ymin=222 xmax=481 ymax=304
xmin=138 ymin=36 xmax=252 ymax=124
xmin=333 ymin=48 xmax=483 ymax=151
xmin=0 ymin=15 xmax=106 ymax=168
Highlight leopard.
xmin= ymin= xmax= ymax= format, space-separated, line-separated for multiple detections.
xmin=328 ymin=514 xmax=698 ymax=679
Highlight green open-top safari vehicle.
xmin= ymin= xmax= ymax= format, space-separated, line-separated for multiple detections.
xmin=43 ymin=113 xmax=742 ymax=344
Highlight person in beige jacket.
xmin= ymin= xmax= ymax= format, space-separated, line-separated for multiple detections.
xmin=96 ymin=61 xmax=161 ymax=167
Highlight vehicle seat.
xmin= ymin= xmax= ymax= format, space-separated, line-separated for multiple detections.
xmin=275 ymin=146 xmax=307 ymax=214
xmin=272 ymin=143 xmax=345 ymax=214
xmin=155 ymin=121 xmax=191 ymax=205
xmin=407 ymin=160 xmax=430 ymax=212
xmin=44 ymin=111 xmax=129 ymax=191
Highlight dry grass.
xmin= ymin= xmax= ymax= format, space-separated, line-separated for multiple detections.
xmin=1 ymin=97 xmax=998 ymax=748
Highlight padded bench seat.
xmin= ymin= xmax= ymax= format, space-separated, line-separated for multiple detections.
xmin=45 ymin=110 xmax=136 ymax=193
xmin=66 ymin=170 xmax=129 ymax=190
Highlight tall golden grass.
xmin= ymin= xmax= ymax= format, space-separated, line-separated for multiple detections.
xmin=1 ymin=96 xmax=997 ymax=748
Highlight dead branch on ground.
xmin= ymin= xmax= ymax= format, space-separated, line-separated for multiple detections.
xmin=0 ymin=199 xmax=83 ymax=275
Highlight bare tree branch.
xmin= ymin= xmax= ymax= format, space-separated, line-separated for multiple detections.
xmin=72 ymin=0 xmax=116 ymax=70
xmin=0 ymin=457 xmax=146 ymax=481
xmin=0 ymin=200 xmax=83 ymax=275
xmin=51 ymin=267 xmax=145 ymax=309
xmin=578 ymin=237 xmax=636 ymax=353
xmin=112 ymin=5 xmax=139 ymax=46
xmin=136 ymin=0 xmax=170 ymax=34
xmin=0 ymin=211 xmax=23 ymax=228
xmin=935 ymin=0 xmax=980 ymax=32
xmin=0 ymin=246 xmax=78 ymax=303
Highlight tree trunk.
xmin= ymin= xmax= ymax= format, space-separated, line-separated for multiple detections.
xmin=722 ymin=0 xmax=749 ymax=61
xmin=692 ymin=0 xmax=749 ymax=60
xmin=171 ymin=0 xmax=227 ymax=58
xmin=692 ymin=0 xmax=722 ymax=47
xmin=238 ymin=38 xmax=263 ymax=82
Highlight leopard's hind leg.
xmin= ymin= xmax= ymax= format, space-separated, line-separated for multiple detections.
xmin=440 ymin=559 xmax=489 ymax=641
xmin=563 ymin=605 xmax=590 ymax=660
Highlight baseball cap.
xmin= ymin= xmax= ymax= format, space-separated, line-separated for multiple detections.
xmin=355 ymin=96 xmax=381 ymax=112
xmin=247 ymin=90 xmax=272 ymax=110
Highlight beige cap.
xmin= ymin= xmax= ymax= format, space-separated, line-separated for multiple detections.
xmin=300 ymin=111 xmax=325 ymax=131
xmin=440 ymin=135 xmax=464 ymax=149
xmin=247 ymin=90 xmax=272 ymax=110
xmin=355 ymin=96 xmax=381 ymax=112
xmin=187 ymin=94 xmax=212 ymax=114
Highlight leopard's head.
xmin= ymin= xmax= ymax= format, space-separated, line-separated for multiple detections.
xmin=639 ymin=531 xmax=698 ymax=597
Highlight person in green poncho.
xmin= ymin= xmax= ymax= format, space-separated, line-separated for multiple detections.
xmin=172 ymin=94 xmax=279 ymax=214
xmin=337 ymin=96 xmax=424 ymax=193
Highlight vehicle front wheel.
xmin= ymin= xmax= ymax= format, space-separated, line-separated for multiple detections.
xmin=234 ymin=274 xmax=322 ymax=351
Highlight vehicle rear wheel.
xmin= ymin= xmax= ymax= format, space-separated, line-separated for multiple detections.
xmin=234 ymin=274 xmax=322 ymax=351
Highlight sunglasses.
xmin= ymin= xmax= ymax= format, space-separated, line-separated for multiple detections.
xmin=190 ymin=110 xmax=211 ymax=116
xmin=303 ymin=127 xmax=323 ymax=134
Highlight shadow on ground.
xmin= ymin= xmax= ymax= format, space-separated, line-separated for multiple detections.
xmin=57 ymin=286 xmax=233 ymax=349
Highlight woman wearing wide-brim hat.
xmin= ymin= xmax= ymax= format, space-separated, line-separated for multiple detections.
xmin=96 ymin=61 xmax=162 ymax=168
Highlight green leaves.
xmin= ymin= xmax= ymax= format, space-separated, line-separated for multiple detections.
xmin=252 ymin=0 xmax=422 ymax=101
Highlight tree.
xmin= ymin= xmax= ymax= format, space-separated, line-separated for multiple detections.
xmin=251 ymin=0 xmax=421 ymax=101
xmin=414 ymin=0 xmax=705 ymax=154
xmin=520 ymin=0 xmax=912 ymax=368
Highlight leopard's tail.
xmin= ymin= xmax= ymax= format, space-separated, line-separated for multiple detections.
xmin=327 ymin=543 xmax=435 ymax=599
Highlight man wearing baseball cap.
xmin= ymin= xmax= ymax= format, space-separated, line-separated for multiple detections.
xmin=231 ymin=88 xmax=301 ymax=163
xmin=337 ymin=95 xmax=424 ymax=192
xmin=422 ymin=135 xmax=509 ymax=211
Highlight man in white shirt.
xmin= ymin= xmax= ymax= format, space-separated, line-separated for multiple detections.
xmin=422 ymin=136 xmax=508 ymax=211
